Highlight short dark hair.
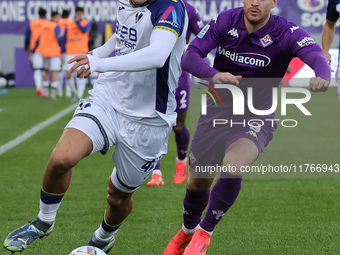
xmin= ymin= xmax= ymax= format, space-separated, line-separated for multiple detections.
xmin=75 ymin=6 xmax=84 ymax=13
xmin=38 ymin=8 xmax=47 ymax=18
xmin=51 ymin=11 xmax=59 ymax=18
xmin=62 ymin=9 xmax=69 ymax=18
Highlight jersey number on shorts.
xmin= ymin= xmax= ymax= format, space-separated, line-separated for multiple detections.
xmin=141 ymin=159 xmax=157 ymax=172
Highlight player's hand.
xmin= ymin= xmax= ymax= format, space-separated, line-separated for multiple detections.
xmin=67 ymin=54 xmax=91 ymax=78
xmin=212 ymin=72 xmax=242 ymax=85
xmin=309 ymin=77 xmax=329 ymax=92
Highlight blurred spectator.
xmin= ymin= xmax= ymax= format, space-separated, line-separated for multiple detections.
xmin=64 ymin=6 xmax=91 ymax=100
xmin=35 ymin=11 xmax=64 ymax=99
xmin=58 ymin=9 xmax=72 ymax=97
xmin=24 ymin=8 xmax=49 ymax=96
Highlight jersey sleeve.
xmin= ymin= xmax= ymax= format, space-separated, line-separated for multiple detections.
xmin=279 ymin=23 xmax=323 ymax=60
xmin=182 ymin=13 xmax=227 ymax=79
xmin=150 ymin=0 xmax=186 ymax=38
xmin=189 ymin=12 xmax=225 ymax=58
xmin=76 ymin=19 xmax=91 ymax=33
xmin=185 ymin=2 xmax=204 ymax=36
xmin=326 ymin=0 xmax=340 ymax=23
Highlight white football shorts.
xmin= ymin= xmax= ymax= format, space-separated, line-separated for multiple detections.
xmin=32 ymin=52 xmax=43 ymax=69
xmin=65 ymin=97 xmax=172 ymax=193
xmin=43 ymin=57 xmax=62 ymax=71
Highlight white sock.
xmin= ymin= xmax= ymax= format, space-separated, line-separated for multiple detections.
xmin=152 ymin=169 xmax=162 ymax=176
xmin=66 ymin=76 xmax=76 ymax=95
xmin=182 ymin=224 xmax=196 ymax=235
xmin=37 ymin=200 xmax=62 ymax=224
xmin=42 ymin=80 xmax=49 ymax=96
xmin=34 ymin=70 xmax=42 ymax=90
xmin=58 ymin=72 xmax=64 ymax=94
xmin=93 ymin=224 xmax=118 ymax=243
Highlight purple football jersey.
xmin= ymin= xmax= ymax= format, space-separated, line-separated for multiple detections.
xmin=176 ymin=1 xmax=204 ymax=113
xmin=187 ymin=7 xmax=324 ymax=120
xmin=184 ymin=1 xmax=204 ymax=43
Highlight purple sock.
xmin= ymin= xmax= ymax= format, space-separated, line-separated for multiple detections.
xmin=183 ymin=188 xmax=210 ymax=230
xmin=175 ymin=126 xmax=190 ymax=160
xmin=154 ymin=160 xmax=161 ymax=170
xmin=200 ymin=176 xmax=242 ymax=232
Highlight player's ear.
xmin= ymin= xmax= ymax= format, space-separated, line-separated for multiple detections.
xmin=272 ymin=0 xmax=278 ymax=9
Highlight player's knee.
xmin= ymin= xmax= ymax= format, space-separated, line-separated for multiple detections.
xmin=49 ymin=150 xmax=75 ymax=173
xmin=187 ymin=178 xmax=212 ymax=192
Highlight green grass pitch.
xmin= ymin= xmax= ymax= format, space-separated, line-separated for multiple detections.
xmin=0 ymin=86 xmax=340 ymax=254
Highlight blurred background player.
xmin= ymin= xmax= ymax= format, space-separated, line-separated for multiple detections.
xmin=35 ymin=11 xmax=64 ymax=99
xmin=57 ymin=9 xmax=72 ymax=97
xmin=321 ymin=0 xmax=340 ymax=100
xmin=64 ymin=6 xmax=91 ymax=100
xmin=24 ymin=8 xmax=48 ymax=96
xmin=147 ymin=1 xmax=204 ymax=187
xmin=164 ymin=0 xmax=330 ymax=254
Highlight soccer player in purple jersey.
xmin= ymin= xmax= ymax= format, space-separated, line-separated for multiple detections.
xmin=321 ymin=0 xmax=340 ymax=100
xmin=147 ymin=1 xmax=204 ymax=186
xmin=164 ymin=0 xmax=330 ymax=254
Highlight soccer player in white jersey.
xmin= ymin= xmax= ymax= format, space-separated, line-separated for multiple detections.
xmin=3 ymin=0 xmax=188 ymax=253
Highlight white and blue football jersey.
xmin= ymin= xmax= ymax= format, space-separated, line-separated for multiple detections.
xmin=92 ymin=0 xmax=188 ymax=126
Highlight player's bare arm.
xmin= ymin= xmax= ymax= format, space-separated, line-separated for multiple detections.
xmin=321 ymin=21 xmax=336 ymax=64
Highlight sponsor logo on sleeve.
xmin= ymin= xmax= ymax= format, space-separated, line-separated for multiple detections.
xmin=297 ymin=37 xmax=316 ymax=47
xmin=197 ymin=24 xmax=210 ymax=38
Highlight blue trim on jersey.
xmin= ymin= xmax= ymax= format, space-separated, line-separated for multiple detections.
xmin=156 ymin=56 xmax=170 ymax=114
xmin=76 ymin=20 xmax=91 ymax=33
xmin=172 ymin=8 xmax=178 ymax=24
xmin=74 ymin=113 xmax=109 ymax=155
xmin=148 ymin=0 xmax=186 ymax=37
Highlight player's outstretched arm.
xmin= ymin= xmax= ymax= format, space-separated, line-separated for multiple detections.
xmin=91 ymin=34 xmax=117 ymax=59
xmin=183 ymin=45 xmax=242 ymax=84
xmin=182 ymin=45 xmax=219 ymax=79
xmin=68 ymin=29 xmax=177 ymax=78
xmin=300 ymin=51 xmax=331 ymax=92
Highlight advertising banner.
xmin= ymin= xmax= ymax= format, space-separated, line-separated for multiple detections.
xmin=0 ymin=0 xmax=331 ymax=35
